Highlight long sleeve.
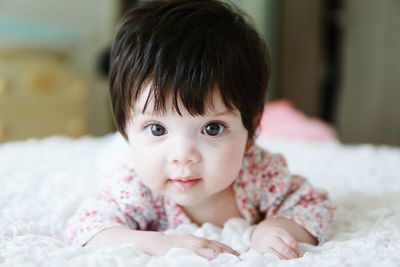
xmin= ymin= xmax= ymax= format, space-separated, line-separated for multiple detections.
xmin=65 ymin=163 xmax=158 ymax=246
xmin=239 ymin=145 xmax=336 ymax=244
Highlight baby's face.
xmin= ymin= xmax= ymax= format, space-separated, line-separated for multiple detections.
xmin=125 ymin=83 xmax=248 ymax=207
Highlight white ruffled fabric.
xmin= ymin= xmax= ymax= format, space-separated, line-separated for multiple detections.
xmin=1 ymin=133 xmax=400 ymax=266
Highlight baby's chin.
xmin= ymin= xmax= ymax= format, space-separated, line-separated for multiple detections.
xmin=171 ymin=198 xmax=198 ymax=207
xmin=165 ymin=192 xmax=202 ymax=207
xmin=163 ymin=187 xmax=206 ymax=207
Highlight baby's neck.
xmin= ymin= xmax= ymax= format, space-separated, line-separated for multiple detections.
xmin=182 ymin=184 xmax=243 ymax=227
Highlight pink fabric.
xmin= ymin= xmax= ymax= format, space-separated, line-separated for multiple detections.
xmin=259 ymin=100 xmax=339 ymax=143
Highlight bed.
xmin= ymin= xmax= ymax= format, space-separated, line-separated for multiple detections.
xmin=1 ymin=132 xmax=400 ymax=266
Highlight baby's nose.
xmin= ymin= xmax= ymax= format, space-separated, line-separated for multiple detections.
xmin=167 ymin=138 xmax=201 ymax=165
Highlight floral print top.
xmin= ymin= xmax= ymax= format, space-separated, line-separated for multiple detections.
xmin=66 ymin=144 xmax=336 ymax=246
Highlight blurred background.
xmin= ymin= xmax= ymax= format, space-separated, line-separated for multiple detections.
xmin=0 ymin=0 xmax=399 ymax=146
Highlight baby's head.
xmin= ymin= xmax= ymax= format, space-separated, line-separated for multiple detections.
xmin=109 ymin=0 xmax=270 ymax=145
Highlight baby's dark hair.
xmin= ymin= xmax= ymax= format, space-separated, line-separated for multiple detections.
xmin=109 ymin=0 xmax=271 ymax=141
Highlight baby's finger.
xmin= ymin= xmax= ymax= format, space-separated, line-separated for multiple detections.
xmin=264 ymin=247 xmax=286 ymax=260
xmin=196 ymin=246 xmax=222 ymax=260
xmin=278 ymin=235 xmax=300 ymax=256
xmin=271 ymin=238 xmax=298 ymax=260
xmin=210 ymin=240 xmax=240 ymax=256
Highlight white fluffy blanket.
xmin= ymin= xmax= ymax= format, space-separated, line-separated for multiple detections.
xmin=1 ymin=133 xmax=400 ymax=266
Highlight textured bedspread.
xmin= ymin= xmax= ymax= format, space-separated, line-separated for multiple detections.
xmin=1 ymin=133 xmax=400 ymax=266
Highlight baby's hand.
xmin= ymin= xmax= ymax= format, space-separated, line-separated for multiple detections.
xmin=156 ymin=233 xmax=240 ymax=260
xmin=250 ymin=220 xmax=300 ymax=260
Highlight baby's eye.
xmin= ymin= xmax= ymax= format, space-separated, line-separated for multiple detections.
xmin=145 ymin=123 xmax=167 ymax=136
xmin=202 ymin=122 xmax=225 ymax=136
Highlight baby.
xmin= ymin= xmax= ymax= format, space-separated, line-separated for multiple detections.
xmin=66 ymin=0 xmax=335 ymax=260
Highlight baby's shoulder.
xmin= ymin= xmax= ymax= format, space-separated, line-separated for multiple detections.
xmin=243 ymin=144 xmax=288 ymax=170
xmin=101 ymin=157 xmax=154 ymax=198
xmin=103 ymin=157 xmax=137 ymax=183
xmin=237 ymin=144 xmax=291 ymax=191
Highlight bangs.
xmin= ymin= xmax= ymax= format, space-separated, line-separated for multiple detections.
xmin=139 ymin=70 xmax=237 ymax=117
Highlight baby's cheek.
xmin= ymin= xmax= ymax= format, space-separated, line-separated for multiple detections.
xmin=136 ymin=166 xmax=164 ymax=189
xmin=131 ymin=158 xmax=165 ymax=192
xmin=216 ymin=152 xmax=244 ymax=179
xmin=226 ymin=145 xmax=245 ymax=165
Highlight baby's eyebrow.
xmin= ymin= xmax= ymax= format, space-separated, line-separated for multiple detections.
xmin=208 ymin=109 xmax=240 ymax=117
xmin=213 ymin=110 xmax=231 ymax=116
xmin=131 ymin=107 xmax=156 ymax=116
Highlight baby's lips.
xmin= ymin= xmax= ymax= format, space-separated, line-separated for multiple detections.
xmin=169 ymin=177 xmax=201 ymax=191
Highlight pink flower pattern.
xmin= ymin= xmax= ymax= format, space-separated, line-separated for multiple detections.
xmin=66 ymin=145 xmax=336 ymax=246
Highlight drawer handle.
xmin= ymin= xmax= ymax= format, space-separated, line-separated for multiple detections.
xmin=25 ymin=68 xmax=57 ymax=94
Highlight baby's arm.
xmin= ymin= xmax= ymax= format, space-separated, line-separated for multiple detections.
xmin=247 ymin=151 xmax=335 ymax=259
xmin=85 ymin=226 xmax=160 ymax=248
xmin=250 ymin=217 xmax=315 ymax=259
xmin=85 ymin=226 xmax=239 ymax=259
xmin=65 ymin=166 xmax=154 ymax=246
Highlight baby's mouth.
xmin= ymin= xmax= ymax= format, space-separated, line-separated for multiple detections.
xmin=169 ymin=177 xmax=201 ymax=192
